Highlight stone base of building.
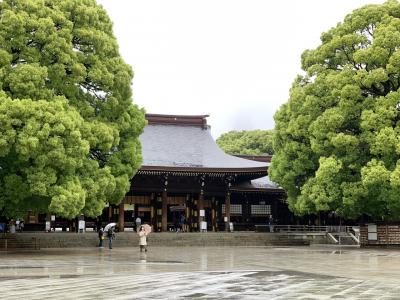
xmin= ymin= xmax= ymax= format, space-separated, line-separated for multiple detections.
xmin=0 ymin=232 xmax=313 ymax=249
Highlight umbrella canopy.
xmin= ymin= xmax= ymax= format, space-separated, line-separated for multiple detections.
xmin=138 ymin=224 xmax=152 ymax=235
xmin=104 ymin=222 xmax=116 ymax=232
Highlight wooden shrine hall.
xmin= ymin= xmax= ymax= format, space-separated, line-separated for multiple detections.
xmin=113 ymin=114 xmax=289 ymax=232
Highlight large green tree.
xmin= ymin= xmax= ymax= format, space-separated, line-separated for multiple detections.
xmin=270 ymin=0 xmax=400 ymax=221
xmin=0 ymin=0 xmax=146 ymax=219
xmin=217 ymin=130 xmax=274 ymax=155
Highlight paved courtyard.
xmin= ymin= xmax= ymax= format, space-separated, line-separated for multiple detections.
xmin=0 ymin=245 xmax=400 ymax=299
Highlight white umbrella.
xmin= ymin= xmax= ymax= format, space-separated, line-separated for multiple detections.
xmin=104 ymin=222 xmax=116 ymax=232
xmin=140 ymin=224 xmax=152 ymax=235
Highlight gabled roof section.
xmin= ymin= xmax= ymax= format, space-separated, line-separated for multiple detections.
xmin=234 ymin=154 xmax=272 ymax=163
xmin=139 ymin=114 xmax=269 ymax=174
xmin=231 ymin=176 xmax=283 ymax=193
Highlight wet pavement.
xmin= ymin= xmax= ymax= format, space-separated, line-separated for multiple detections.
xmin=0 ymin=245 xmax=400 ymax=299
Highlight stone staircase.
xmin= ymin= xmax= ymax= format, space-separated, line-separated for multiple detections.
xmin=138 ymin=232 xmax=310 ymax=247
xmin=2 ymin=232 xmax=310 ymax=249
xmin=328 ymin=232 xmax=359 ymax=245
xmin=0 ymin=234 xmax=40 ymax=250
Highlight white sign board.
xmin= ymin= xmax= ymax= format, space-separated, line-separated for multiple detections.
xmin=201 ymin=221 xmax=207 ymax=231
xmin=367 ymin=224 xmax=377 ymax=240
xmin=199 ymin=209 xmax=205 ymax=217
xmin=124 ymin=204 xmax=134 ymax=211
xmin=45 ymin=221 xmax=51 ymax=231
xmin=51 ymin=215 xmax=56 ymax=221
xmin=78 ymin=220 xmax=86 ymax=231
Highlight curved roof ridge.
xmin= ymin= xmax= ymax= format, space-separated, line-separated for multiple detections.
xmin=200 ymin=127 xmax=268 ymax=169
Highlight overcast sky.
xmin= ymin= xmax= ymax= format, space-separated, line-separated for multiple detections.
xmin=97 ymin=0 xmax=384 ymax=138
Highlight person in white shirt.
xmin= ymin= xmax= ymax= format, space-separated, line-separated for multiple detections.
xmin=138 ymin=225 xmax=147 ymax=252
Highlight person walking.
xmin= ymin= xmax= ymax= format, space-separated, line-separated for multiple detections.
xmin=268 ymin=215 xmax=274 ymax=233
xmin=135 ymin=216 xmax=141 ymax=232
xmin=95 ymin=218 xmax=102 ymax=232
xmin=98 ymin=227 xmax=104 ymax=248
xmin=107 ymin=226 xmax=115 ymax=249
xmin=9 ymin=219 xmax=16 ymax=234
xmin=138 ymin=225 xmax=147 ymax=252
xmin=180 ymin=214 xmax=186 ymax=232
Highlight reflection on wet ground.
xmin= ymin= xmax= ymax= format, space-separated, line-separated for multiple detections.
xmin=0 ymin=245 xmax=400 ymax=299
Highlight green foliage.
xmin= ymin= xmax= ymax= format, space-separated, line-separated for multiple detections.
xmin=270 ymin=0 xmax=400 ymax=221
xmin=0 ymin=0 xmax=146 ymax=219
xmin=216 ymin=130 xmax=274 ymax=155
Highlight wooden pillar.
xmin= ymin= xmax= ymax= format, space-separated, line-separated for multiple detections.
xmin=118 ymin=202 xmax=124 ymax=232
xmin=225 ymin=191 xmax=231 ymax=232
xmin=198 ymin=191 xmax=204 ymax=231
xmin=156 ymin=194 xmax=162 ymax=232
xmin=134 ymin=202 xmax=139 ymax=221
xmin=272 ymin=198 xmax=278 ymax=224
xmin=215 ymin=199 xmax=219 ymax=231
xmin=188 ymin=194 xmax=193 ymax=232
xmin=108 ymin=204 xmax=113 ymax=222
xmin=150 ymin=193 xmax=156 ymax=231
xmin=185 ymin=194 xmax=190 ymax=232
xmin=244 ymin=196 xmax=250 ymax=231
xmin=162 ymin=190 xmax=168 ymax=232
xmin=211 ymin=196 xmax=216 ymax=232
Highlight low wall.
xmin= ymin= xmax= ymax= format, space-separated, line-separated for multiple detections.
xmin=360 ymin=224 xmax=400 ymax=247
xmin=4 ymin=232 xmax=315 ymax=248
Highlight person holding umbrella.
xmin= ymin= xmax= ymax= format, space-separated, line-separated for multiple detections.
xmin=138 ymin=224 xmax=151 ymax=252
xmin=107 ymin=226 xmax=115 ymax=249
xmin=104 ymin=222 xmax=116 ymax=249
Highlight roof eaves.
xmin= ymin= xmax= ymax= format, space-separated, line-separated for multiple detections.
xmin=139 ymin=165 xmax=267 ymax=173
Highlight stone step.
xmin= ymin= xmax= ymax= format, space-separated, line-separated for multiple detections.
xmin=0 ymin=236 xmax=40 ymax=250
xmin=0 ymin=232 xmax=313 ymax=249
xmin=329 ymin=233 xmax=358 ymax=245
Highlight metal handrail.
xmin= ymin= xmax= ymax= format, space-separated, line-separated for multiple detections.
xmin=327 ymin=232 xmax=339 ymax=243
xmin=272 ymin=225 xmax=354 ymax=233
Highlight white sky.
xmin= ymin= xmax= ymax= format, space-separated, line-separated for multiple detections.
xmin=97 ymin=0 xmax=384 ymax=138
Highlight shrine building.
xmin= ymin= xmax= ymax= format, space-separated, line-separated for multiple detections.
xmin=110 ymin=114 xmax=290 ymax=232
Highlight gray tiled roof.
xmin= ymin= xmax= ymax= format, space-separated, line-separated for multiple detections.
xmin=232 ymin=176 xmax=282 ymax=191
xmin=140 ymin=124 xmax=269 ymax=170
xmin=250 ymin=176 xmax=281 ymax=189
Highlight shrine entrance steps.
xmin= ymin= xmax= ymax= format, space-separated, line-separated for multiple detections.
xmin=0 ymin=234 xmax=40 ymax=250
xmin=0 ymin=232 xmax=312 ymax=249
